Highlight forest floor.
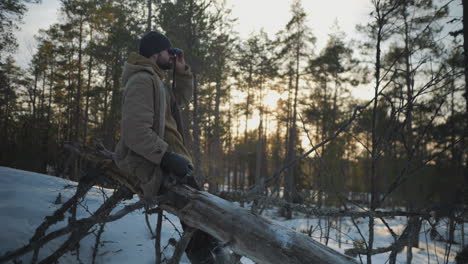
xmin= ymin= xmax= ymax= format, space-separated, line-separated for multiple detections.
xmin=0 ymin=166 xmax=462 ymax=263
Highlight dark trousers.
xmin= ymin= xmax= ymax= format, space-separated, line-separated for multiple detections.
xmin=161 ymin=176 xmax=220 ymax=264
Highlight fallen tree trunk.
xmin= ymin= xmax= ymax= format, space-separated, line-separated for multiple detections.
xmin=160 ymin=185 xmax=356 ymax=264
xmin=58 ymin=144 xmax=358 ymax=263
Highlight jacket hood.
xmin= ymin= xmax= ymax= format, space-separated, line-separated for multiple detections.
xmin=122 ymin=52 xmax=165 ymax=88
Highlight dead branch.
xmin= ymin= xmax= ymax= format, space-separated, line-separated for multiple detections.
xmin=168 ymin=227 xmax=196 ymax=264
xmin=344 ymin=217 xmax=422 ymax=258
xmin=0 ymin=187 xmax=136 ymax=263
xmin=30 ymin=176 xmax=97 ymax=241
xmin=91 ymin=222 xmax=106 ymax=264
xmin=156 ymin=211 xmax=163 ymax=264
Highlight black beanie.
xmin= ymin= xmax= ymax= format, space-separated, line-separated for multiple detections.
xmin=139 ymin=31 xmax=172 ymax=58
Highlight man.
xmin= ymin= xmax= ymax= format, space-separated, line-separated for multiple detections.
xmin=114 ymin=31 xmax=221 ymax=264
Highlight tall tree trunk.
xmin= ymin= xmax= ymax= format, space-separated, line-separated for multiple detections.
xmin=255 ymin=79 xmax=265 ymax=194
xmin=284 ymin=72 xmax=292 ymax=167
xmin=47 ymin=65 xmax=54 ymax=129
xmin=146 ymin=0 xmax=152 ymax=31
xmin=101 ymin=64 xmax=110 ymax=138
xmin=462 ymin=0 xmax=468 ymax=208
xmin=262 ymin=112 xmax=269 ymax=180
xmin=226 ymin=101 xmax=233 ymax=192
xmin=66 ymin=53 xmax=73 ymax=143
xmin=192 ymin=73 xmax=203 ymax=185
xmin=234 ymin=111 xmax=241 ymax=191
xmin=43 ymin=62 xmax=55 ymax=173
xmin=75 ymin=15 xmax=84 ymax=145
xmin=40 ymin=70 xmax=47 ymax=120
xmin=65 ymin=46 xmax=74 ymax=144
xmin=1 ymin=65 xmax=11 ymax=163
xmin=233 ymin=159 xmax=238 ymax=191
xmin=241 ymin=64 xmax=253 ymax=191
xmin=209 ymin=80 xmax=222 ymax=193
xmin=72 ymin=15 xmax=84 ymax=181
xmin=368 ymin=4 xmax=385 ymax=263
xmin=403 ymin=3 xmax=414 ymax=158
xmin=27 ymin=68 xmax=39 ymax=157
xmin=402 ymin=6 xmax=419 ymax=262
xmin=255 ymin=119 xmax=264 ymax=192
xmin=284 ymin=43 xmax=301 ymax=219
xmin=66 ymin=77 xmax=72 ymax=142
xmin=84 ymin=27 xmax=94 ymax=144
xmin=32 ymin=68 xmax=39 ymax=121
xmin=104 ymin=53 xmax=121 ymax=150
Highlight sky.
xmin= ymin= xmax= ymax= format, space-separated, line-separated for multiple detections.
xmin=14 ymin=0 xmax=373 ymax=68
xmin=228 ymin=0 xmax=372 ymax=45
xmin=14 ymin=0 xmax=62 ymax=67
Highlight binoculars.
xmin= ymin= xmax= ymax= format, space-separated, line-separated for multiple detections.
xmin=168 ymin=48 xmax=183 ymax=57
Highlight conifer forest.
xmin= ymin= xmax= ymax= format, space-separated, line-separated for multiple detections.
xmin=0 ymin=0 xmax=467 ymax=263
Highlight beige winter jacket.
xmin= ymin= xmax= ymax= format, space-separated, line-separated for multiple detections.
xmin=114 ymin=52 xmax=193 ymax=197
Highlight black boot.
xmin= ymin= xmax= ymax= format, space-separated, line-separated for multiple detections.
xmin=185 ymin=229 xmax=218 ymax=264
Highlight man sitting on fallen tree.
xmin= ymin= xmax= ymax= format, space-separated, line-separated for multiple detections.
xmin=114 ymin=31 xmax=222 ymax=264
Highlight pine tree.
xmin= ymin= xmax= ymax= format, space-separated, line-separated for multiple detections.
xmin=306 ymin=26 xmax=358 ymax=207
xmin=276 ymin=0 xmax=315 ymax=218
xmin=235 ymin=31 xmax=277 ymax=193
xmin=0 ymin=56 xmax=28 ymax=165
xmin=357 ymin=1 xmax=403 ymax=262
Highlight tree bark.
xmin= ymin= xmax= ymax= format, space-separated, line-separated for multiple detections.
xmin=101 ymin=64 xmax=110 ymax=138
xmin=255 ymin=76 xmax=265 ymax=195
xmin=369 ymin=2 xmax=384 ymax=263
xmin=462 ymin=0 xmax=468 ymax=209
xmin=192 ymin=73 xmax=203 ymax=185
xmin=71 ymin=14 xmax=84 ymax=181
xmin=209 ymin=80 xmax=222 ymax=193
xmin=147 ymin=0 xmax=152 ymax=31
xmin=75 ymin=14 xmax=84 ymax=145
xmin=284 ymin=43 xmax=301 ymax=218
xmin=104 ymin=52 xmax=121 ymax=149
xmin=161 ymin=185 xmax=357 ymax=264
xmin=0 ymin=60 xmax=12 ymax=164
xmin=84 ymin=27 xmax=94 ymax=144
xmin=255 ymin=119 xmax=264 ymax=193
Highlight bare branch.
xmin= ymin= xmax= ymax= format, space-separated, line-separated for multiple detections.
xmin=168 ymin=227 xmax=196 ymax=264
xmin=0 ymin=188 xmax=137 ymax=263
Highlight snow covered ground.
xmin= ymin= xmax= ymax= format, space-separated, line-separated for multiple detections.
xmin=0 ymin=166 xmax=463 ymax=263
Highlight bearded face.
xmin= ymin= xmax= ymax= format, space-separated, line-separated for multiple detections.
xmin=156 ymin=50 xmax=173 ymax=70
